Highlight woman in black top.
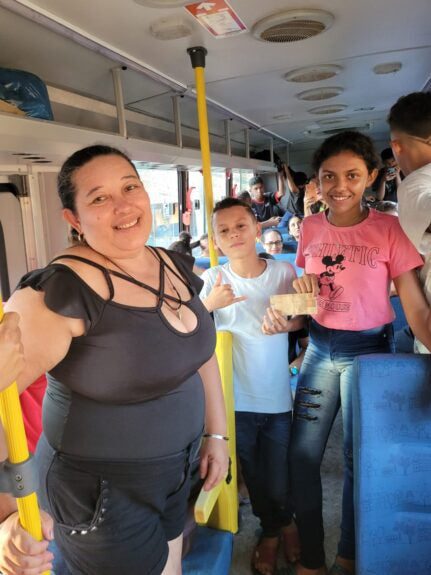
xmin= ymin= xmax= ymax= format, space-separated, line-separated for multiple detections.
xmin=3 ymin=145 xmax=228 ymax=575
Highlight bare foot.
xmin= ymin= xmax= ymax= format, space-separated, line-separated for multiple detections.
xmin=252 ymin=536 xmax=279 ymax=575
xmin=281 ymin=522 xmax=301 ymax=563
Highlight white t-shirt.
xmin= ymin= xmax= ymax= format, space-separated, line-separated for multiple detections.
xmin=398 ymin=163 xmax=431 ymax=353
xmin=200 ymin=260 xmax=296 ymax=413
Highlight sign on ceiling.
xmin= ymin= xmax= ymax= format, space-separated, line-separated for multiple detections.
xmin=185 ymin=1 xmax=247 ymax=38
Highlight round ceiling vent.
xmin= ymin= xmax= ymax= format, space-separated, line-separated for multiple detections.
xmin=150 ymin=16 xmax=192 ymax=39
xmin=308 ymin=104 xmax=347 ymax=115
xmin=373 ymin=62 xmax=402 ymax=75
xmin=296 ymin=86 xmax=343 ymax=101
xmin=134 ymin=0 xmax=190 ymax=7
xmin=252 ymin=9 xmax=334 ymax=43
xmin=284 ymin=64 xmax=342 ymax=83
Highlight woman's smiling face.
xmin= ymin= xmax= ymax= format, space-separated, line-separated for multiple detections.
xmin=63 ymin=155 xmax=152 ymax=258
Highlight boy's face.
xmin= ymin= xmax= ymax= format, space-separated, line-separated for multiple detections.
xmin=390 ymin=130 xmax=421 ymax=176
xmin=212 ymin=206 xmax=259 ymax=258
xmin=250 ymin=183 xmax=265 ymax=202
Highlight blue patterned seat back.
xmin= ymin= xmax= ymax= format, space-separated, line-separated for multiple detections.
xmin=353 ymin=354 xmax=431 ymax=575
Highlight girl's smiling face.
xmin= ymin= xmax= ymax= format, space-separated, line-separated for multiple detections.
xmin=319 ymin=151 xmax=377 ymax=225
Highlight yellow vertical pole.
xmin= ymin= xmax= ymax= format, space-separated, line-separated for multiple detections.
xmin=0 ymin=301 xmax=49 ymax=575
xmin=187 ymin=46 xmax=218 ymax=268
xmin=209 ymin=331 xmax=238 ymax=533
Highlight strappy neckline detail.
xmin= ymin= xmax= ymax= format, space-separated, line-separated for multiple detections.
xmin=50 ymin=247 xmax=194 ymax=309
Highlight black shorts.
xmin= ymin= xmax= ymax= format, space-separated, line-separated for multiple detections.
xmin=36 ymin=434 xmax=200 ymax=575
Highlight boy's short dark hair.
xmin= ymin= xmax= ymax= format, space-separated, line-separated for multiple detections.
xmin=212 ymin=197 xmax=256 ymax=226
xmin=380 ymin=147 xmax=394 ymax=162
xmin=388 ymin=92 xmax=431 ymax=139
xmin=249 ymin=175 xmax=264 ymax=187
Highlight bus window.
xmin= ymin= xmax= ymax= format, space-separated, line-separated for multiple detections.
xmin=232 ymin=169 xmax=254 ymax=197
xmin=188 ymin=170 xmax=227 ymax=238
xmin=136 ymin=168 xmax=179 ymax=248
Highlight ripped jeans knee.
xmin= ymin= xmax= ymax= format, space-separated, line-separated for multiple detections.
xmin=294 ymin=387 xmax=323 ymax=421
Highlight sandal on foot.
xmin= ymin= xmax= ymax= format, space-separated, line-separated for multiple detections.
xmin=328 ymin=564 xmax=354 ymax=575
xmin=251 ymin=538 xmax=279 ymax=575
xmin=281 ymin=523 xmax=301 ymax=563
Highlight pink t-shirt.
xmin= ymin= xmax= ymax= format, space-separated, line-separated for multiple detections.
xmin=296 ymin=209 xmax=423 ymax=330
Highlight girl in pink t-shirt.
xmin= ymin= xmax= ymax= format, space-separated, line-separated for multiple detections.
xmin=286 ymin=132 xmax=431 ymax=575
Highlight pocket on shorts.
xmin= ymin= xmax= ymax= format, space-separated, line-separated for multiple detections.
xmin=46 ymin=455 xmax=108 ymax=533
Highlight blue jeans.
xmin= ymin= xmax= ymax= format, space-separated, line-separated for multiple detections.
xmin=289 ymin=320 xmax=394 ymax=569
xmin=235 ymin=411 xmax=293 ymax=537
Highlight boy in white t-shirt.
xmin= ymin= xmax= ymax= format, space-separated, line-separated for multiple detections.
xmin=200 ymin=198 xmax=305 ymax=575
xmin=388 ymin=91 xmax=431 ymax=352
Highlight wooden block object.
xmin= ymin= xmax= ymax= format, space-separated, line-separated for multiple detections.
xmin=270 ymin=293 xmax=317 ymax=316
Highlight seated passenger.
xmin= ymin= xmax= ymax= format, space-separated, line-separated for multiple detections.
xmin=261 ymin=229 xmax=283 ymax=256
xmin=372 ymin=147 xmax=402 ymax=202
xmin=199 ymin=233 xmax=210 ymax=256
xmin=249 ymin=175 xmax=285 ymax=229
xmin=288 ymin=215 xmax=303 ymax=244
xmin=168 ymin=231 xmax=199 ymax=256
xmin=201 ymin=198 xmax=303 ymax=575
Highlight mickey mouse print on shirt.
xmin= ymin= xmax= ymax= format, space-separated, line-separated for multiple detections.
xmin=318 ymin=255 xmax=346 ymax=300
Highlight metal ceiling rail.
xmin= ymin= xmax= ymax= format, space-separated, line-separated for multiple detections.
xmin=1 ymin=0 xmax=292 ymax=145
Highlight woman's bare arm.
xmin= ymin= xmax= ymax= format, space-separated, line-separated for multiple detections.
xmin=5 ymin=288 xmax=83 ymax=393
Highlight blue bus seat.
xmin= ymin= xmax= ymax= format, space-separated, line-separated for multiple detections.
xmin=353 ymin=354 xmax=431 ymax=575
xmin=182 ymin=527 xmax=233 ymax=575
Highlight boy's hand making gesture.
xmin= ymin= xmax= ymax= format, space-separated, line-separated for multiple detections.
xmin=203 ymin=272 xmax=247 ymax=312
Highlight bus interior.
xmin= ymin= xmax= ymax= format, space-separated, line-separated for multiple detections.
xmin=0 ymin=1 xmax=430 ymax=574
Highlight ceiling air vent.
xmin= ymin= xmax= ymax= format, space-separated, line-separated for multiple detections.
xmin=318 ymin=117 xmax=348 ymax=126
xmin=135 ymin=0 xmax=190 ymax=7
xmin=297 ymin=86 xmax=343 ymax=101
xmin=308 ymin=104 xmax=347 ymax=115
xmin=285 ymin=64 xmax=342 ymax=83
xmin=373 ymin=62 xmax=402 ymax=75
xmin=252 ymin=9 xmax=334 ymax=43
xmin=305 ymin=122 xmax=372 ymax=138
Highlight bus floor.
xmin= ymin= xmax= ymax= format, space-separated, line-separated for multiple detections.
xmin=230 ymin=412 xmax=344 ymax=574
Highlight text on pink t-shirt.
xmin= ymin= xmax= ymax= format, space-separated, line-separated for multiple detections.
xmin=296 ymin=210 xmax=423 ymax=330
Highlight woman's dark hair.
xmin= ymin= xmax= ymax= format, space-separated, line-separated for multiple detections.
xmin=261 ymin=228 xmax=283 ymax=244
xmin=58 ymin=145 xmax=138 ymax=213
xmin=312 ymin=131 xmax=379 ymax=174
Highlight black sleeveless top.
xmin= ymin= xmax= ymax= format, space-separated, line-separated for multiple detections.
xmin=18 ymin=248 xmax=216 ymax=460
